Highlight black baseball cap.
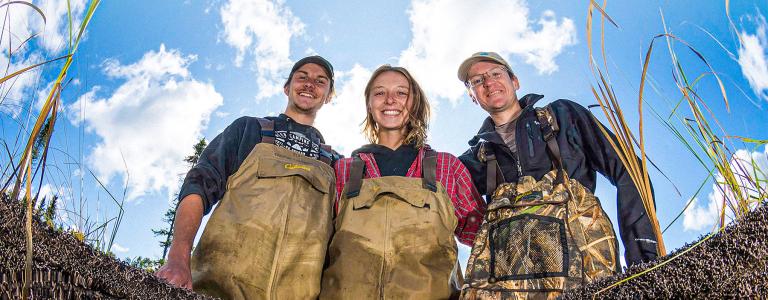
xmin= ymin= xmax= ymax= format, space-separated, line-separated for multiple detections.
xmin=286 ymin=55 xmax=335 ymax=90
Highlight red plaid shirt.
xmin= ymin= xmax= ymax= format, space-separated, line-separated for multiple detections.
xmin=334 ymin=145 xmax=486 ymax=245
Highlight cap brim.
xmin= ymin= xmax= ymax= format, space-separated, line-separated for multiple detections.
xmin=292 ymin=56 xmax=335 ymax=80
xmin=457 ymin=57 xmax=487 ymax=83
xmin=457 ymin=56 xmax=510 ymax=82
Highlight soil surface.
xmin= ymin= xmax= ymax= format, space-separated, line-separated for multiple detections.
xmin=563 ymin=203 xmax=768 ymax=299
xmin=4 ymin=192 xmax=766 ymax=299
xmin=0 ymin=194 xmax=216 ymax=299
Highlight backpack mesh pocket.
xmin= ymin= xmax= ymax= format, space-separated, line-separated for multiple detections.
xmin=489 ymin=214 xmax=568 ymax=280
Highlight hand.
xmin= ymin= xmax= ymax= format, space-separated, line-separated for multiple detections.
xmin=155 ymin=194 xmax=203 ymax=290
xmin=155 ymin=258 xmax=193 ymax=289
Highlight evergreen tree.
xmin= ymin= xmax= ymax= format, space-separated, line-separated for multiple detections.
xmin=152 ymin=138 xmax=207 ymax=261
xmin=31 ymin=118 xmax=53 ymax=162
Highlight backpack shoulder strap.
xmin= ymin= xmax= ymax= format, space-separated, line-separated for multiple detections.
xmin=536 ymin=105 xmax=567 ymax=183
xmin=256 ymin=117 xmax=276 ymax=145
xmin=478 ymin=141 xmax=504 ymax=197
xmin=318 ymin=144 xmax=338 ymax=166
xmin=422 ymin=149 xmax=438 ymax=192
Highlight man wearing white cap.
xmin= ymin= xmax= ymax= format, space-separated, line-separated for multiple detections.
xmin=456 ymin=52 xmax=659 ymax=298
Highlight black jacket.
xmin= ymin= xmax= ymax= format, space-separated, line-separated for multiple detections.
xmin=179 ymin=114 xmax=340 ymax=214
xmin=458 ymin=94 xmax=659 ymax=266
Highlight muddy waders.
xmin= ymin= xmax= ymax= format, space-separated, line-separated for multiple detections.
xmin=191 ymin=119 xmax=336 ymax=300
xmin=321 ymin=150 xmax=460 ymax=299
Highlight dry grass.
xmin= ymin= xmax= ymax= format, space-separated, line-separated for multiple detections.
xmin=586 ymin=0 xmax=666 ymax=256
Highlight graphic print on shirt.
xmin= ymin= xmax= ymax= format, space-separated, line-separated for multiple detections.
xmin=275 ymin=130 xmax=320 ymax=159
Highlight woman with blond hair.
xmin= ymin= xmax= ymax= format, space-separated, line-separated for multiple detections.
xmin=320 ymin=65 xmax=486 ymax=299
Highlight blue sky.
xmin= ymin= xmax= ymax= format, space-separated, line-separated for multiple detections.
xmin=2 ymin=0 xmax=767 ymax=268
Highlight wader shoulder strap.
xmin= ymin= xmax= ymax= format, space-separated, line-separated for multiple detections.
xmin=345 ymin=156 xmax=366 ymax=198
xmin=256 ymin=117 xmax=276 ymax=145
xmin=479 ymin=142 xmax=505 ymax=197
xmin=345 ymin=149 xmax=439 ymax=198
xmin=422 ymin=149 xmax=438 ymax=192
xmin=318 ymin=144 xmax=334 ymax=166
xmin=536 ymin=105 xmax=566 ymax=183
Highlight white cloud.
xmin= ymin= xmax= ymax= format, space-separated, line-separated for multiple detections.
xmin=731 ymin=146 xmax=768 ymax=196
xmin=34 ymin=0 xmax=88 ymax=52
xmin=304 ymin=47 xmax=318 ymax=56
xmin=3 ymin=0 xmax=87 ymax=53
xmin=0 ymin=0 xmax=87 ymax=115
xmin=68 ymin=45 xmax=224 ymax=201
xmin=219 ymin=0 xmax=305 ymax=99
xmin=314 ymin=64 xmax=371 ymax=156
xmin=682 ymin=195 xmax=722 ymax=232
xmin=738 ymin=13 xmax=768 ymax=102
xmin=398 ymin=0 xmax=577 ymax=103
xmin=683 ymin=146 xmax=768 ymax=231
xmin=3 ymin=2 xmax=39 ymax=51
xmin=33 ymin=79 xmax=57 ymax=112
xmin=111 ymin=243 xmax=130 ymax=253
xmin=0 ymin=52 xmax=44 ymax=115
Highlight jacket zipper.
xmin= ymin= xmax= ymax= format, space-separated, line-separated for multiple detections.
xmin=526 ymin=122 xmax=535 ymax=157
xmin=512 ymin=125 xmax=523 ymax=177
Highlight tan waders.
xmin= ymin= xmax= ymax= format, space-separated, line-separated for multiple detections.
xmin=191 ymin=119 xmax=336 ymax=300
xmin=321 ymin=150 xmax=460 ymax=299
xmin=461 ymin=106 xmax=619 ymax=299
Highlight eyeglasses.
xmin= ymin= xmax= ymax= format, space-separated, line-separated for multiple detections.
xmin=465 ymin=66 xmax=509 ymax=89
xmin=293 ymin=71 xmax=330 ymax=87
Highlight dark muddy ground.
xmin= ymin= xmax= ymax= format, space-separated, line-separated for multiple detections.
xmin=4 ymin=192 xmax=766 ymax=299
xmin=0 ymin=194 xmax=215 ymax=299
xmin=563 ymin=202 xmax=768 ymax=299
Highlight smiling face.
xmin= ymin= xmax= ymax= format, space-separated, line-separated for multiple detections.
xmin=362 ymin=66 xmax=430 ymax=147
xmin=467 ymin=61 xmax=521 ymax=116
xmin=283 ymin=63 xmax=332 ymax=118
xmin=367 ymin=71 xmax=413 ymax=136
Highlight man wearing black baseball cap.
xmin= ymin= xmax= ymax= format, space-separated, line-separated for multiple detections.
xmin=157 ymin=55 xmax=341 ymax=299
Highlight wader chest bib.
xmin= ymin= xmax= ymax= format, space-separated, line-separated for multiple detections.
xmin=191 ymin=119 xmax=336 ymax=300
xmin=321 ymin=151 xmax=459 ymax=299
xmin=461 ymin=106 xmax=619 ymax=299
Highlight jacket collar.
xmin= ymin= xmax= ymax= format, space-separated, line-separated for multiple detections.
xmin=468 ymin=93 xmax=544 ymax=147
xmin=352 ymin=143 xmax=429 ymax=157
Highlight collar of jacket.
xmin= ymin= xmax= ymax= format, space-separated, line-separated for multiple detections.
xmin=467 ymin=93 xmax=544 ymax=147
xmin=351 ymin=143 xmax=429 ymax=157
xmin=273 ymin=113 xmax=297 ymax=125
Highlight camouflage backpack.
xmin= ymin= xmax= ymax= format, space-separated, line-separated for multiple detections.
xmin=461 ymin=105 xmax=620 ymax=299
